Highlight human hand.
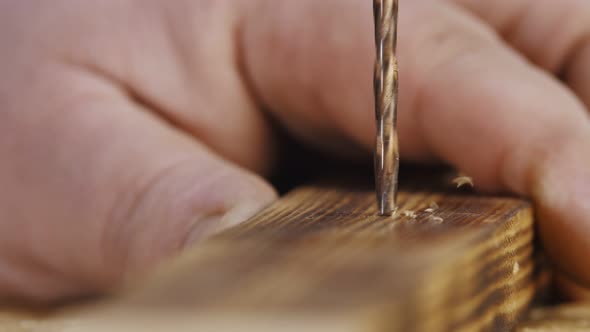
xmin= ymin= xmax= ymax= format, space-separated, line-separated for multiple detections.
xmin=1 ymin=0 xmax=589 ymax=302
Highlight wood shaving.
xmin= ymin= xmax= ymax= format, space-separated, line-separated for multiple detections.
xmin=513 ymin=262 xmax=520 ymax=275
xmin=453 ymin=175 xmax=474 ymax=188
xmin=429 ymin=216 xmax=444 ymax=223
xmin=402 ymin=210 xmax=417 ymax=219
xmin=424 ymin=202 xmax=439 ymax=213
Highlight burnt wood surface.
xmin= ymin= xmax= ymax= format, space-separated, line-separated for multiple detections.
xmin=0 ymin=184 xmax=539 ymax=331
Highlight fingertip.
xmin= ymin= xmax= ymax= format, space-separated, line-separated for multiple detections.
xmin=184 ymin=199 xmax=274 ymax=246
xmin=115 ymin=158 xmax=278 ymax=270
xmin=183 ymin=176 xmax=278 ymax=246
xmin=554 ymin=272 xmax=590 ymax=302
xmin=531 ymin=133 xmax=590 ymax=287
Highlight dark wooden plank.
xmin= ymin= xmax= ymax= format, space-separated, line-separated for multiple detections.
xmin=90 ymin=185 xmax=535 ymax=332
xmin=0 ymin=185 xmax=537 ymax=332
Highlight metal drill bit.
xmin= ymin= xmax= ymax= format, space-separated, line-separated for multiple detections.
xmin=373 ymin=0 xmax=399 ymax=216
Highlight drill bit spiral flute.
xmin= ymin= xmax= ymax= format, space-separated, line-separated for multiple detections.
xmin=373 ymin=0 xmax=400 ymax=216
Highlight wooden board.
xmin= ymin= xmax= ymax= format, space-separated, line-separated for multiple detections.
xmin=0 ymin=185 xmax=537 ymax=331
xmin=516 ymin=304 xmax=590 ymax=331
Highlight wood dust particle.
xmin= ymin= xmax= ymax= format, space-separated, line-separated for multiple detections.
xmin=424 ymin=202 xmax=439 ymax=213
xmin=513 ymin=262 xmax=520 ymax=275
xmin=429 ymin=216 xmax=444 ymax=223
xmin=453 ymin=175 xmax=474 ymax=188
xmin=402 ymin=210 xmax=417 ymax=219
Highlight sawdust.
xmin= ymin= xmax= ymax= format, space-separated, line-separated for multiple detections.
xmin=402 ymin=210 xmax=417 ymax=219
xmin=453 ymin=175 xmax=474 ymax=188
xmin=424 ymin=202 xmax=439 ymax=213
xmin=428 ymin=215 xmax=444 ymax=223
xmin=513 ymin=262 xmax=520 ymax=275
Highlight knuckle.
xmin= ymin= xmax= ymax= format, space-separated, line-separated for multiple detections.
xmin=405 ymin=1 xmax=502 ymax=80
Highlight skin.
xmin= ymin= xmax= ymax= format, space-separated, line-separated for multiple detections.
xmin=0 ymin=0 xmax=589 ymax=302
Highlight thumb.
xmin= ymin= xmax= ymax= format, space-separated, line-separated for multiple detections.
xmin=0 ymin=65 xmax=277 ymax=302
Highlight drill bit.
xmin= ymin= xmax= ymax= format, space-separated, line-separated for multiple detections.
xmin=373 ymin=0 xmax=399 ymax=216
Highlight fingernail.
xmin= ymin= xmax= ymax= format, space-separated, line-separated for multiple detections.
xmin=184 ymin=201 xmax=268 ymax=246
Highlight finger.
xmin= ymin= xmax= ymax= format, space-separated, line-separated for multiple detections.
xmin=240 ymin=0 xmax=590 ymax=284
xmin=554 ymin=273 xmax=590 ymax=302
xmin=8 ymin=0 xmax=277 ymax=174
xmin=239 ymin=0 xmax=379 ymax=158
xmin=451 ymin=0 xmax=590 ymax=109
xmin=450 ymin=0 xmax=590 ymax=287
xmin=0 ymin=64 xmax=276 ymax=302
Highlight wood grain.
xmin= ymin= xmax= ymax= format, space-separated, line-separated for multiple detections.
xmin=516 ymin=304 xmax=590 ymax=331
xmin=84 ymin=185 xmax=535 ymax=332
xmin=0 ymin=185 xmax=537 ymax=331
